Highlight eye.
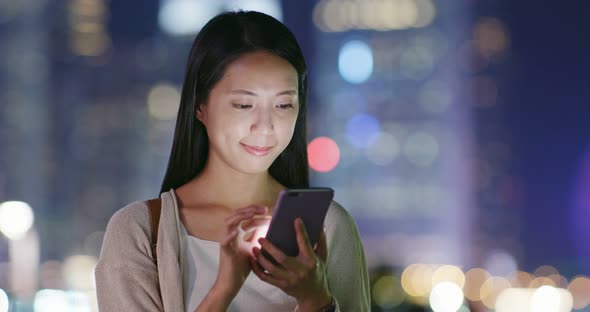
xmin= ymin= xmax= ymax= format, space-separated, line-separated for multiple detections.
xmin=232 ymin=103 xmax=252 ymax=110
xmin=277 ymin=103 xmax=294 ymax=110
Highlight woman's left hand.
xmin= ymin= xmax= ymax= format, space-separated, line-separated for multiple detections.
xmin=250 ymin=218 xmax=332 ymax=311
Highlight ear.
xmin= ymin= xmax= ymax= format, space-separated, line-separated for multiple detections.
xmin=195 ymin=104 xmax=205 ymax=123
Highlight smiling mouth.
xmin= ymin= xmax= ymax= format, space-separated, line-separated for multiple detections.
xmin=240 ymin=143 xmax=272 ymax=156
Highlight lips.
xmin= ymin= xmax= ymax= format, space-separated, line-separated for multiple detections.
xmin=241 ymin=143 xmax=272 ymax=156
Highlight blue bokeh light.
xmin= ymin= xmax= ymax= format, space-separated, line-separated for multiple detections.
xmin=338 ymin=40 xmax=374 ymax=84
xmin=345 ymin=113 xmax=381 ymax=149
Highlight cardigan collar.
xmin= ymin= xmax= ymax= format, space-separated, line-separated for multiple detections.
xmin=156 ymin=189 xmax=186 ymax=311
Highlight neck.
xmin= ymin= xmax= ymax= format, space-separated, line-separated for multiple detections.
xmin=177 ymin=156 xmax=283 ymax=210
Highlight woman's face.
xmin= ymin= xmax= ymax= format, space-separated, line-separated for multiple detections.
xmin=197 ymin=51 xmax=300 ymax=175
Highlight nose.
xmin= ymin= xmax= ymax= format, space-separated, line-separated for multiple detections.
xmin=251 ymin=107 xmax=274 ymax=135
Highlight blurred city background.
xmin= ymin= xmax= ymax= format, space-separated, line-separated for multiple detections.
xmin=1 ymin=0 xmax=590 ymax=311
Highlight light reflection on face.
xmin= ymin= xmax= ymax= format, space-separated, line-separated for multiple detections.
xmin=196 ymin=51 xmax=300 ymax=175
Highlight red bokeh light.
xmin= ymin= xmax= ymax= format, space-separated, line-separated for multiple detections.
xmin=307 ymin=137 xmax=340 ymax=173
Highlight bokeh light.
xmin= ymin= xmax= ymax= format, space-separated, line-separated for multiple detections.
xmin=429 ymin=282 xmax=464 ymax=312
xmin=403 ymin=132 xmax=439 ymax=167
xmin=496 ymin=287 xmax=574 ymax=312
xmin=531 ymin=286 xmax=560 ymax=311
xmin=534 ymin=265 xmax=559 ymax=278
xmin=530 ymin=276 xmax=557 ymax=288
xmin=158 ymin=0 xmax=219 ymax=36
xmin=401 ymin=264 xmax=437 ymax=298
xmin=71 ymin=33 xmax=111 ymax=57
xmin=338 ymin=40 xmax=374 ymax=84
xmin=401 ymin=264 xmax=422 ymax=297
xmin=531 ymin=286 xmax=573 ymax=312
xmin=366 ymin=132 xmax=400 ymax=166
xmin=226 ymin=0 xmax=282 ymax=21
xmin=473 ymin=17 xmax=509 ymax=61
xmin=399 ymin=44 xmax=436 ymax=80
xmin=312 ymin=0 xmax=436 ymax=32
xmin=483 ymin=249 xmax=518 ymax=277
xmin=431 ymin=265 xmax=465 ymax=288
xmin=0 ymin=289 xmax=8 ymax=312
xmin=33 ymin=289 xmax=69 ymax=312
xmin=33 ymin=289 xmax=95 ymax=312
xmin=39 ymin=261 xmax=64 ymax=290
xmin=346 ymin=114 xmax=381 ymax=149
xmin=549 ymin=274 xmax=569 ymax=289
xmin=509 ymin=271 xmax=534 ymax=288
xmin=480 ymin=276 xmax=511 ymax=308
xmin=418 ymin=79 xmax=453 ymax=114
xmin=307 ymin=137 xmax=340 ymax=173
xmin=568 ymin=275 xmax=590 ymax=309
xmin=63 ymin=255 xmax=97 ymax=291
xmin=147 ymin=82 xmax=181 ymax=121
xmin=0 ymin=201 xmax=35 ymax=240
xmin=412 ymin=0 xmax=437 ymax=27
xmin=495 ymin=288 xmax=532 ymax=312
xmin=372 ymin=274 xmax=406 ymax=308
xmin=464 ymin=268 xmax=491 ymax=301
xmin=68 ymin=0 xmax=111 ymax=59
xmin=331 ymin=135 xmax=361 ymax=168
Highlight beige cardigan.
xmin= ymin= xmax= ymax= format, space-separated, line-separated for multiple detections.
xmin=95 ymin=190 xmax=371 ymax=311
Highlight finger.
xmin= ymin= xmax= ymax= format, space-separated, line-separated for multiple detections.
xmin=240 ymin=216 xmax=271 ymax=232
xmin=250 ymin=255 xmax=283 ymax=287
xmin=225 ymin=206 xmax=269 ymax=229
xmin=224 ymin=211 xmax=256 ymax=229
xmin=316 ymin=228 xmax=328 ymax=261
xmin=220 ymin=229 xmax=239 ymax=246
xmin=294 ymin=218 xmax=314 ymax=258
xmin=253 ymin=247 xmax=289 ymax=279
xmin=258 ymin=238 xmax=289 ymax=267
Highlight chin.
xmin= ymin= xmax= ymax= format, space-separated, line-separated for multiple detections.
xmin=234 ymin=160 xmax=275 ymax=175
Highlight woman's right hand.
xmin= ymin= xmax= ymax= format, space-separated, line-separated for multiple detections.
xmin=213 ymin=205 xmax=268 ymax=297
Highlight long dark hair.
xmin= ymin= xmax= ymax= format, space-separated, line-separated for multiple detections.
xmin=159 ymin=11 xmax=310 ymax=195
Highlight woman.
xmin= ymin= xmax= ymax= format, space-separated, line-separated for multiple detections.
xmin=95 ymin=11 xmax=370 ymax=312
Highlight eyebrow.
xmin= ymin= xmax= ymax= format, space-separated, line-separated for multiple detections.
xmin=229 ymin=89 xmax=297 ymax=96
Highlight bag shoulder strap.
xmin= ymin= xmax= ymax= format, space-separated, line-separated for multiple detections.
xmin=146 ymin=198 xmax=162 ymax=263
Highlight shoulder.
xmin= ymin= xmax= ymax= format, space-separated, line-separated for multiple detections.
xmin=325 ymin=200 xmax=360 ymax=236
xmin=326 ymin=200 xmax=355 ymax=225
xmin=97 ymin=200 xmax=153 ymax=269
xmin=104 ymin=200 xmax=151 ymax=238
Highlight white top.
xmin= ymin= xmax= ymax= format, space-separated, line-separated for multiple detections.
xmin=179 ymin=192 xmax=372 ymax=312
xmin=181 ymin=222 xmax=298 ymax=312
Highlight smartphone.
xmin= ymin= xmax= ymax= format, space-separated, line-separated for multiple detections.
xmin=261 ymin=188 xmax=334 ymax=263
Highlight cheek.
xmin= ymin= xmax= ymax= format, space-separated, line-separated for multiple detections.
xmin=208 ymin=115 xmax=249 ymax=141
xmin=277 ymin=118 xmax=297 ymax=145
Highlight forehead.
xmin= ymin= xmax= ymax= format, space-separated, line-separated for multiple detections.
xmin=218 ymin=51 xmax=299 ymax=92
